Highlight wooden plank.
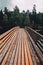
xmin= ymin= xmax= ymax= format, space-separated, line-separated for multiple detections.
xmin=1 ymin=31 xmax=18 ymax=65
xmin=24 ymin=42 xmax=29 ymax=65
xmin=22 ymin=37 xmax=25 ymax=65
xmin=18 ymin=40 xmax=21 ymax=65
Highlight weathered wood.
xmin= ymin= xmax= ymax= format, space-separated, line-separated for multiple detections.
xmin=0 ymin=27 xmax=43 ymax=65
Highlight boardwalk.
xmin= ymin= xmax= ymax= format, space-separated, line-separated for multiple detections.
xmin=0 ymin=27 xmax=43 ymax=65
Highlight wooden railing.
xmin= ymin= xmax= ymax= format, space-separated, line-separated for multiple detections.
xmin=25 ymin=27 xmax=43 ymax=65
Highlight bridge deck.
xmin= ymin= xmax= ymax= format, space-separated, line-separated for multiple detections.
xmin=0 ymin=27 xmax=43 ymax=65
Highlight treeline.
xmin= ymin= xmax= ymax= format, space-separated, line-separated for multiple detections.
xmin=0 ymin=5 xmax=43 ymax=34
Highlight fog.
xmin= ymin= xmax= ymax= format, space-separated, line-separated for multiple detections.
xmin=0 ymin=0 xmax=43 ymax=12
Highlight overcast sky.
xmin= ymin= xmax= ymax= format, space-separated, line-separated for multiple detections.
xmin=0 ymin=0 xmax=43 ymax=12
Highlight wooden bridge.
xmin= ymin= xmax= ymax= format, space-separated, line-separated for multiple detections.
xmin=0 ymin=26 xmax=43 ymax=65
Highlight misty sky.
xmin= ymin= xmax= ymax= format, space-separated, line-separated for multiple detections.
xmin=0 ymin=0 xmax=43 ymax=12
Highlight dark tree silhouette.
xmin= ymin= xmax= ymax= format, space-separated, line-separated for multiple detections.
xmin=0 ymin=5 xmax=43 ymax=34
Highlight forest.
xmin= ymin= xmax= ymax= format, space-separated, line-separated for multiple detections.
xmin=0 ymin=4 xmax=43 ymax=34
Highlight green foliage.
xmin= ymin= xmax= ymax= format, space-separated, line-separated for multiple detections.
xmin=0 ymin=5 xmax=43 ymax=34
